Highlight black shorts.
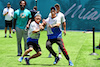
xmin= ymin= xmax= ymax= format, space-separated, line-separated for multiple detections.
xmin=5 ymin=20 xmax=12 ymax=27
xmin=27 ymin=42 xmax=41 ymax=52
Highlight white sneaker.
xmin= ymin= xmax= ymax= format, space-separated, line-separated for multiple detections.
xmin=25 ymin=53 xmax=30 ymax=56
xmin=48 ymin=53 xmax=52 ymax=58
xmin=58 ymin=54 xmax=62 ymax=59
xmin=27 ymin=53 xmax=30 ymax=55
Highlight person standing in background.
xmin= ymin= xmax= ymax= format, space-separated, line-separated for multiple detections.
xmin=30 ymin=6 xmax=38 ymax=21
xmin=3 ymin=2 xmax=14 ymax=38
xmin=13 ymin=0 xmax=32 ymax=56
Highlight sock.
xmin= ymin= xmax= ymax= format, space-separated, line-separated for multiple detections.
xmin=59 ymin=53 xmax=61 ymax=54
xmin=9 ymin=34 xmax=11 ymax=36
xmin=5 ymin=34 xmax=7 ymax=36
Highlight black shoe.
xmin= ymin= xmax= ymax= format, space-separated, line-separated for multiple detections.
xmin=9 ymin=36 xmax=12 ymax=38
xmin=95 ymin=46 xmax=100 ymax=49
xmin=24 ymin=57 xmax=30 ymax=65
xmin=4 ymin=36 xmax=7 ymax=38
xmin=17 ymin=53 xmax=22 ymax=56
xmin=98 ymin=58 xmax=100 ymax=60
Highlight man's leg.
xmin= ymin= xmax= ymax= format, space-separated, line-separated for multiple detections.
xmin=24 ymin=51 xmax=41 ymax=65
xmin=9 ymin=27 xmax=12 ymax=38
xmin=56 ymin=38 xmax=74 ymax=66
xmin=25 ymin=43 xmax=42 ymax=65
xmin=56 ymin=38 xmax=69 ymax=60
xmin=5 ymin=21 xmax=7 ymax=37
xmin=23 ymin=30 xmax=30 ymax=56
xmin=29 ymin=51 xmax=42 ymax=59
xmin=16 ymin=27 xmax=23 ymax=56
xmin=5 ymin=27 xmax=7 ymax=37
xmin=46 ymin=39 xmax=57 ymax=57
xmin=46 ymin=39 xmax=60 ymax=65
xmin=23 ymin=30 xmax=28 ymax=51
xmin=18 ymin=47 xmax=33 ymax=62
xmin=58 ymin=46 xmax=62 ymax=58
xmin=9 ymin=21 xmax=12 ymax=38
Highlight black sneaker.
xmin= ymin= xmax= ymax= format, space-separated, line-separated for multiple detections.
xmin=9 ymin=36 xmax=12 ymax=38
xmin=24 ymin=57 xmax=30 ymax=65
xmin=95 ymin=46 xmax=100 ymax=49
xmin=17 ymin=53 xmax=22 ymax=56
xmin=4 ymin=36 xmax=7 ymax=38
xmin=53 ymin=57 xmax=60 ymax=65
xmin=98 ymin=58 xmax=100 ymax=60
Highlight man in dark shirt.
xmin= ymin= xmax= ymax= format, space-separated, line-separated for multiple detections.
xmin=30 ymin=6 xmax=37 ymax=21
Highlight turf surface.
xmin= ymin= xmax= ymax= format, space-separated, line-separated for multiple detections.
xmin=0 ymin=30 xmax=100 ymax=67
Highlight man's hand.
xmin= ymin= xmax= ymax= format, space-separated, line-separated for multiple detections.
xmin=12 ymin=29 xmax=16 ymax=34
xmin=3 ymin=12 xmax=8 ymax=16
xmin=40 ymin=25 xmax=44 ymax=30
xmin=48 ymin=24 xmax=53 ymax=28
xmin=6 ymin=12 xmax=8 ymax=14
xmin=42 ymin=19 xmax=46 ymax=25
xmin=63 ymin=30 xmax=66 ymax=36
xmin=26 ymin=24 xmax=29 ymax=29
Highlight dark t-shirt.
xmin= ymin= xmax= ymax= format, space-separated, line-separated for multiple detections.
xmin=30 ymin=10 xmax=37 ymax=21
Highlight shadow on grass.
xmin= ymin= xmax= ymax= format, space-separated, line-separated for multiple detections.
xmin=93 ymin=58 xmax=100 ymax=60
xmin=41 ymin=57 xmax=54 ymax=58
xmin=7 ymin=55 xmax=22 ymax=57
xmin=18 ymin=63 xmax=66 ymax=66
xmin=1 ymin=36 xmax=13 ymax=38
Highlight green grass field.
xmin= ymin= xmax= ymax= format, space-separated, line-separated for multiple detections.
xmin=0 ymin=30 xmax=100 ymax=67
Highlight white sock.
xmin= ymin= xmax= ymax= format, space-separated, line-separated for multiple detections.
xmin=58 ymin=46 xmax=61 ymax=53
xmin=9 ymin=34 xmax=11 ymax=36
xmin=5 ymin=34 xmax=7 ymax=36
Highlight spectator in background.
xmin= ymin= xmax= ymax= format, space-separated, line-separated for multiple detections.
xmin=30 ymin=6 xmax=38 ymax=21
xmin=3 ymin=2 xmax=14 ymax=38
xmin=13 ymin=0 xmax=32 ymax=56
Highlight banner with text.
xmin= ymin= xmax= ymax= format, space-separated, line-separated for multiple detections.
xmin=0 ymin=0 xmax=100 ymax=31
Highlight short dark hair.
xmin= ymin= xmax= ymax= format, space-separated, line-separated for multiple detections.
xmin=33 ymin=6 xmax=37 ymax=10
xmin=20 ymin=0 xmax=27 ymax=5
xmin=51 ymin=7 xmax=55 ymax=10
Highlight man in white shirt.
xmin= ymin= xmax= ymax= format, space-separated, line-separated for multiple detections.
xmin=3 ymin=2 xmax=14 ymax=38
xmin=48 ymin=4 xmax=66 ymax=59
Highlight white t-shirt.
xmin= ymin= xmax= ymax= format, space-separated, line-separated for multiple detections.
xmin=28 ymin=21 xmax=40 ymax=39
xmin=48 ymin=12 xmax=66 ymax=23
xmin=3 ymin=7 xmax=14 ymax=21
xmin=45 ymin=16 xmax=61 ymax=35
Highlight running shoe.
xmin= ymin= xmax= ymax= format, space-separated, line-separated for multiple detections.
xmin=69 ymin=60 xmax=74 ymax=66
xmin=48 ymin=53 xmax=52 ymax=58
xmin=24 ymin=57 xmax=30 ymax=65
xmin=18 ymin=57 xmax=23 ymax=62
xmin=53 ymin=57 xmax=60 ymax=65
